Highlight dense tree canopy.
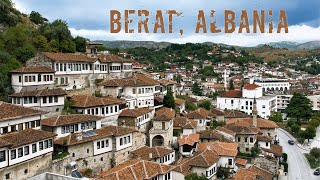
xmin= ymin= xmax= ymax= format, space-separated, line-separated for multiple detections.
xmin=0 ymin=6 xmax=87 ymax=101
xmin=163 ymin=90 xmax=175 ymax=109
xmin=29 ymin=11 xmax=45 ymax=25
xmin=285 ymin=93 xmax=313 ymax=121
xmin=192 ymin=82 xmax=203 ymax=96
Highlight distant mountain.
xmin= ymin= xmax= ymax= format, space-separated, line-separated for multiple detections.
xmin=96 ymin=40 xmax=171 ymax=49
xmin=257 ymin=41 xmax=320 ymax=50
xmin=296 ymin=41 xmax=320 ymax=50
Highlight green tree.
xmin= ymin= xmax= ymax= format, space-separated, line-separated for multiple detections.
xmin=0 ymin=0 xmax=21 ymax=27
xmin=229 ymin=79 xmax=235 ymax=90
xmin=33 ymin=35 xmax=48 ymax=51
xmin=291 ymin=124 xmax=301 ymax=134
xmin=198 ymin=100 xmax=211 ymax=110
xmin=186 ymin=101 xmax=197 ymax=111
xmin=49 ymin=39 xmax=59 ymax=52
xmin=14 ymin=44 xmax=36 ymax=63
xmin=29 ymin=11 xmax=44 ymax=25
xmin=73 ymin=36 xmax=87 ymax=52
xmin=303 ymin=126 xmax=316 ymax=142
xmin=173 ymin=74 xmax=182 ymax=83
xmin=185 ymin=173 xmax=208 ymax=180
xmin=163 ymin=90 xmax=175 ymax=109
xmin=60 ymin=38 xmax=76 ymax=53
xmin=269 ymin=112 xmax=283 ymax=123
xmin=310 ymin=148 xmax=320 ymax=158
xmin=192 ymin=82 xmax=203 ymax=96
xmin=4 ymin=24 xmax=31 ymax=53
xmin=285 ymin=93 xmax=313 ymax=121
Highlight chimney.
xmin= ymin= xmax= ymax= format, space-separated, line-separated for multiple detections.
xmin=76 ymin=133 xmax=83 ymax=141
xmin=252 ymin=97 xmax=258 ymax=127
xmin=149 ymin=153 xmax=153 ymax=159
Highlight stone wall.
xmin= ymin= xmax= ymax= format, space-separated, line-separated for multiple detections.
xmin=0 ymin=153 xmax=52 ymax=180
xmin=253 ymin=156 xmax=278 ymax=175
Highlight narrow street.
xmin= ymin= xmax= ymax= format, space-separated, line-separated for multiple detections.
xmin=277 ymin=129 xmax=318 ymax=180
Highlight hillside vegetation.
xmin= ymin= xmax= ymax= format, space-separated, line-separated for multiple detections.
xmin=0 ymin=1 xmax=87 ymax=101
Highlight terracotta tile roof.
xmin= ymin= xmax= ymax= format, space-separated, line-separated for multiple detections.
xmin=233 ymin=168 xmax=257 ymax=180
xmin=100 ymin=73 xmax=160 ymax=87
xmin=97 ymin=54 xmax=133 ymax=63
xmin=216 ymin=126 xmax=237 ymax=136
xmin=224 ymin=124 xmax=260 ymax=135
xmin=224 ymin=110 xmax=251 ymax=118
xmin=257 ymin=135 xmax=272 ymax=142
xmin=211 ymin=108 xmax=225 ymax=116
xmin=100 ymin=158 xmax=174 ymax=180
xmin=243 ymin=84 xmax=261 ymax=90
xmin=220 ymin=90 xmax=242 ymax=98
xmin=262 ymin=144 xmax=283 ymax=157
xmin=0 ymin=129 xmax=56 ymax=148
xmin=289 ymin=88 xmax=313 ymax=95
xmin=173 ymin=117 xmax=197 ymax=129
xmin=226 ymin=118 xmax=279 ymax=129
xmin=0 ymin=102 xmax=43 ymax=121
xmin=235 ymin=158 xmax=248 ymax=166
xmin=175 ymin=98 xmax=185 ymax=106
xmin=131 ymin=146 xmax=174 ymax=160
xmin=174 ymin=146 xmax=220 ymax=175
xmin=158 ymin=79 xmax=176 ymax=86
xmin=186 ymin=96 xmax=197 ymax=103
xmin=119 ymin=108 xmax=153 ymax=118
xmin=177 ymin=133 xmax=200 ymax=146
xmin=153 ymin=107 xmax=175 ymax=121
xmin=11 ymin=66 xmax=54 ymax=73
xmin=197 ymin=141 xmax=238 ymax=157
xmin=198 ymin=130 xmax=233 ymax=142
xmin=42 ymin=52 xmax=94 ymax=62
xmin=248 ymin=165 xmax=273 ymax=180
xmin=154 ymin=96 xmax=163 ymax=103
xmin=54 ymin=126 xmax=137 ymax=146
xmin=69 ymin=95 xmax=124 ymax=108
xmin=10 ymin=88 xmax=66 ymax=97
xmin=41 ymin=114 xmax=102 ymax=127
xmin=185 ymin=108 xmax=213 ymax=119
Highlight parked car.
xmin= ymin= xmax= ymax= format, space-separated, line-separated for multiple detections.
xmin=288 ymin=140 xmax=294 ymax=145
xmin=314 ymin=168 xmax=320 ymax=175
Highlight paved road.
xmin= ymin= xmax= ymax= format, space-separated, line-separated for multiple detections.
xmin=277 ymin=129 xmax=318 ymax=180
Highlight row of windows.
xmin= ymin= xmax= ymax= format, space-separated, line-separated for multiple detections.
xmin=55 ymin=77 xmax=69 ymax=85
xmin=119 ymin=135 xmax=131 ymax=146
xmin=24 ymin=75 xmax=36 ymax=83
xmin=237 ymin=137 xmax=254 ymax=143
xmin=43 ymin=96 xmax=59 ymax=104
xmin=10 ymin=139 xmax=52 ymax=160
xmin=61 ymin=124 xmax=79 ymax=134
xmin=97 ymin=139 xmax=109 ymax=149
xmin=138 ymin=99 xmax=153 ymax=106
xmin=1 ymin=120 xmax=40 ymax=134
xmin=159 ymin=154 xmax=172 ymax=163
xmin=18 ymin=75 xmax=53 ymax=83
xmin=86 ymin=106 xmax=119 ymax=116
xmin=137 ymin=87 xmax=154 ymax=94
xmin=138 ymin=113 xmax=150 ymax=123
xmin=110 ymin=66 xmax=121 ymax=71
xmin=206 ymin=166 xmax=216 ymax=177
xmin=123 ymin=65 xmax=132 ymax=70
xmin=260 ymin=83 xmax=289 ymax=87
xmin=56 ymin=63 xmax=93 ymax=72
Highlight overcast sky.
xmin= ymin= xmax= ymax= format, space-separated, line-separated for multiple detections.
xmin=12 ymin=0 xmax=320 ymax=46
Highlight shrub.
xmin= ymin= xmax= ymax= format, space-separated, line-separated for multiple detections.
xmin=310 ymin=148 xmax=320 ymax=158
xmin=282 ymin=162 xmax=288 ymax=173
xmin=282 ymin=153 xmax=288 ymax=162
